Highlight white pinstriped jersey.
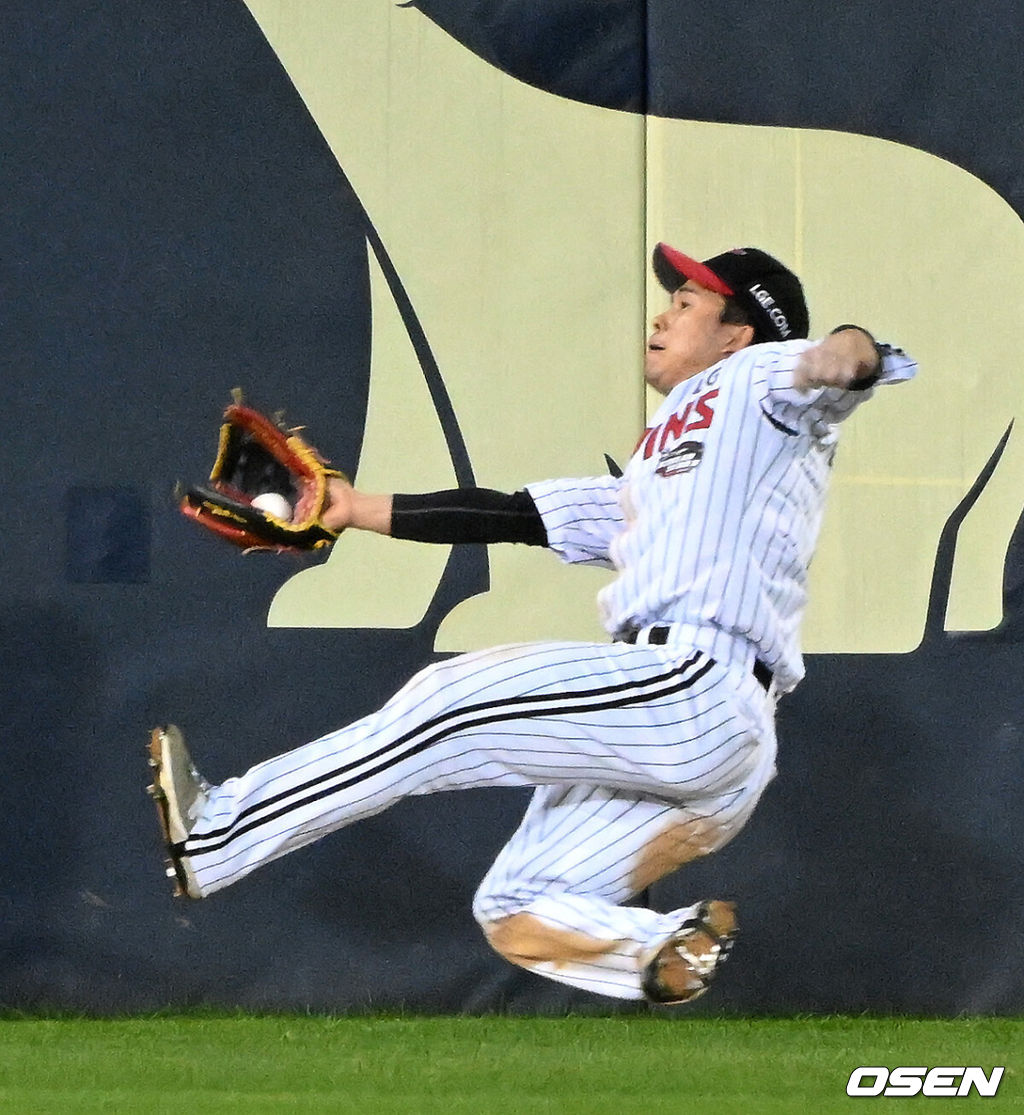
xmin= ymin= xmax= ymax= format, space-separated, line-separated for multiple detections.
xmin=169 ymin=339 xmax=914 ymax=1002
xmin=528 ymin=340 xmax=917 ymax=693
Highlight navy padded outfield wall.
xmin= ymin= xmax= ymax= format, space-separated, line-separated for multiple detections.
xmin=3 ymin=0 xmax=1023 ymax=1014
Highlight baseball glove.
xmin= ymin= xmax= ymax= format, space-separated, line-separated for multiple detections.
xmin=179 ymin=392 xmax=343 ymax=553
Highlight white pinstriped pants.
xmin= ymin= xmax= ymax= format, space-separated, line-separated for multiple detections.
xmin=182 ymin=635 xmax=777 ymax=999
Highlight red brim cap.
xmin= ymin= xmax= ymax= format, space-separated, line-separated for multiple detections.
xmin=652 ymin=243 xmax=735 ymax=297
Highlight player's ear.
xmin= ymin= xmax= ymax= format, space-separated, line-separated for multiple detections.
xmin=723 ymin=322 xmax=756 ymax=354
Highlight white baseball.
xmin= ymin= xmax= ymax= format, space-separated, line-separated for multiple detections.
xmin=251 ymin=492 xmax=293 ymax=521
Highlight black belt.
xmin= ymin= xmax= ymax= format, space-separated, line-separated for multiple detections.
xmin=619 ymin=625 xmax=773 ymax=692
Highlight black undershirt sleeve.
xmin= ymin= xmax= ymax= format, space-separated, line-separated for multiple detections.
xmin=390 ymin=488 xmax=548 ymax=546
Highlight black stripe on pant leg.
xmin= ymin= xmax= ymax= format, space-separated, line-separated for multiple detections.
xmin=184 ymin=655 xmax=715 ymax=859
xmin=190 ymin=651 xmax=704 ymax=842
xmin=185 ymin=652 xmax=707 ymax=848
xmin=185 ymin=656 xmax=716 ymax=858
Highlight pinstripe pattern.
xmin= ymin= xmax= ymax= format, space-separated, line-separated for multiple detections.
xmin=180 ymin=637 xmax=776 ymax=998
xmin=471 ymin=778 xmax=766 ymax=999
xmin=529 ymin=342 xmax=917 ymax=694
xmin=169 ymin=339 xmax=915 ymax=1000
xmin=183 ymin=642 xmax=771 ymax=891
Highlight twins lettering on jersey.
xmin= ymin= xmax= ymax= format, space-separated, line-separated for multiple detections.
xmin=635 ymin=387 xmax=718 ymax=476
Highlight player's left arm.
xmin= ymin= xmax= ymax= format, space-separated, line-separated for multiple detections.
xmin=793 ymin=326 xmax=883 ymax=391
xmin=763 ymin=325 xmax=918 ymax=429
xmin=789 ymin=323 xmax=919 ymax=392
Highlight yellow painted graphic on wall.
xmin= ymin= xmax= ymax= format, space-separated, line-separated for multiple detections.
xmin=251 ymin=0 xmax=1024 ymax=652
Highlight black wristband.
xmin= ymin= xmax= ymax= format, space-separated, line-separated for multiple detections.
xmin=390 ymin=488 xmax=548 ymax=546
xmin=830 ymin=324 xmax=884 ymax=391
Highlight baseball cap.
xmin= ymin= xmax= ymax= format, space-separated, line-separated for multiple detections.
xmin=652 ymin=243 xmax=809 ymax=343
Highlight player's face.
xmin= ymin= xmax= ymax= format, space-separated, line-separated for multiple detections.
xmin=644 ymin=281 xmax=753 ymax=395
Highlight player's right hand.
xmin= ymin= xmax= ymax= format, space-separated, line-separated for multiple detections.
xmin=322 ymin=478 xmax=396 ymax=536
xmin=323 ymin=476 xmax=356 ymax=532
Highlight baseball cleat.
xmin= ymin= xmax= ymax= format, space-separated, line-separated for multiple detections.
xmin=640 ymin=899 xmax=738 ymax=1005
xmin=147 ymin=724 xmax=209 ymax=900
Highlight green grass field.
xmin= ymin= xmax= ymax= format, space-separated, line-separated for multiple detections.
xmin=0 ymin=1015 xmax=1019 ymax=1113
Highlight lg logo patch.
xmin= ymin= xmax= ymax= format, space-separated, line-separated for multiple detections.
xmin=847 ymin=1066 xmax=1004 ymax=1097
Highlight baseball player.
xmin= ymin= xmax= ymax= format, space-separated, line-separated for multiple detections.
xmin=149 ymin=244 xmax=917 ymax=1004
